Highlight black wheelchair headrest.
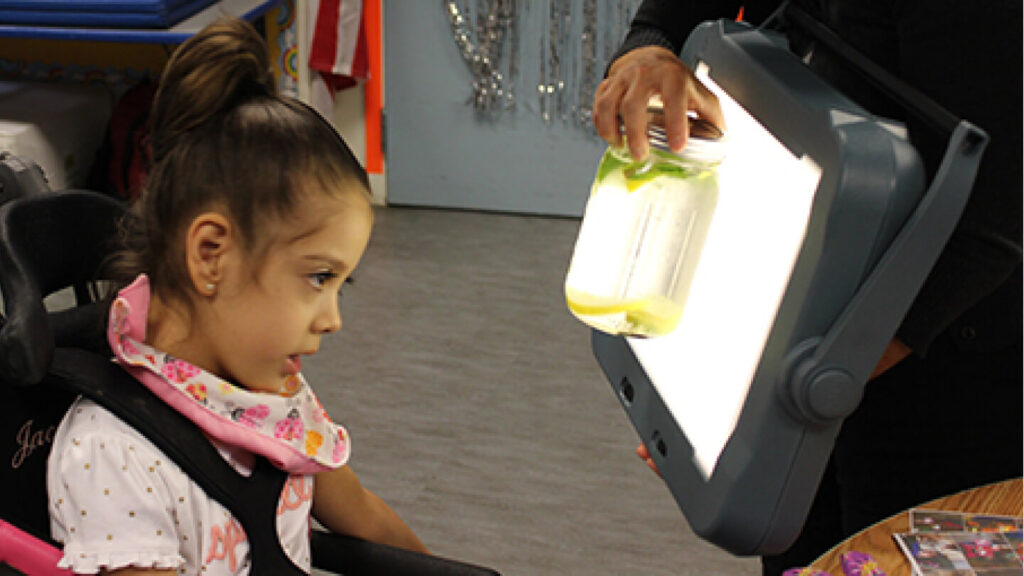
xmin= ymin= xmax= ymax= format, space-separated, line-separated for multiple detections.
xmin=0 ymin=190 xmax=126 ymax=387
xmin=0 ymin=152 xmax=50 ymax=206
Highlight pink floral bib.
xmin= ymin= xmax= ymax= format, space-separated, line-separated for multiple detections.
xmin=107 ymin=274 xmax=350 ymax=475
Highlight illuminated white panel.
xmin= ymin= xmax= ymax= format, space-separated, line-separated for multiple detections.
xmin=628 ymin=63 xmax=822 ymax=479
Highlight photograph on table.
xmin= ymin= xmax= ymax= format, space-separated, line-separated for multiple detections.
xmin=1002 ymin=530 xmax=1023 ymax=560
xmin=894 ymin=531 xmax=1024 ymax=576
xmin=963 ymin=514 xmax=1023 ymax=534
xmin=910 ymin=509 xmax=1023 ymax=534
xmin=911 ymin=510 xmax=971 ymax=533
xmin=895 ymin=532 xmax=973 ymax=575
xmin=951 ymin=532 xmax=1021 ymax=572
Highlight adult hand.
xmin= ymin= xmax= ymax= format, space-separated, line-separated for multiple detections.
xmin=636 ymin=443 xmax=661 ymax=478
xmin=869 ymin=338 xmax=912 ymax=380
xmin=593 ymin=46 xmax=725 ymax=161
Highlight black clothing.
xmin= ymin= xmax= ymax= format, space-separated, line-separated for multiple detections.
xmin=615 ymin=0 xmax=1022 ymax=356
xmin=611 ymin=1 xmax=1023 ymax=573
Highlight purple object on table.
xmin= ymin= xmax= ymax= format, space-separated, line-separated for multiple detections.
xmin=782 ymin=569 xmax=832 ymax=576
xmin=840 ymin=551 xmax=887 ymax=576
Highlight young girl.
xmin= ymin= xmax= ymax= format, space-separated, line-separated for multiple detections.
xmin=46 ymin=17 xmax=427 ymax=575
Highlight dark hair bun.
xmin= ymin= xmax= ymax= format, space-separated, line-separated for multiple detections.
xmin=149 ymin=17 xmax=275 ymax=162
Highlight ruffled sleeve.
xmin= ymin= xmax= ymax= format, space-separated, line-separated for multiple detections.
xmin=49 ymin=408 xmax=185 ymax=574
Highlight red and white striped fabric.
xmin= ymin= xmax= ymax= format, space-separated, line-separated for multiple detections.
xmin=308 ymin=0 xmax=368 ymax=92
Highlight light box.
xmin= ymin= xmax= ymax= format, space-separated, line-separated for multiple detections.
xmin=588 ymin=19 xmax=987 ymax=555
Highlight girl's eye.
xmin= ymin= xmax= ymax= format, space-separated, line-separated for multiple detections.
xmin=309 ymin=271 xmax=338 ymax=289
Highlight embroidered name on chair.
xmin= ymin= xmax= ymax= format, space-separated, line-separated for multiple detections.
xmin=11 ymin=419 xmax=56 ymax=469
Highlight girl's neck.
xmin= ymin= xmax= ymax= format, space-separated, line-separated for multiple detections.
xmin=146 ymin=292 xmax=200 ymax=363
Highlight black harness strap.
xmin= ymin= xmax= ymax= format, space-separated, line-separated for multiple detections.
xmin=49 ymin=347 xmax=307 ymax=576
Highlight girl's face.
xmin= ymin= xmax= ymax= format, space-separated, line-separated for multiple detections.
xmin=187 ymin=190 xmax=372 ymax=394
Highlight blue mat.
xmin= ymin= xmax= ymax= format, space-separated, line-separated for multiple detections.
xmin=0 ymin=0 xmax=218 ymax=28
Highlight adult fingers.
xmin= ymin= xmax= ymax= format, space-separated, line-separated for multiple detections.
xmin=660 ymin=71 xmax=693 ymax=153
xmin=593 ymin=77 xmax=626 ymax=149
xmin=636 ymin=444 xmax=661 ymax=478
xmin=637 ymin=444 xmax=650 ymax=460
xmin=662 ymin=70 xmax=725 ymax=152
xmin=619 ymin=80 xmax=652 ymax=160
xmin=690 ymin=80 xmax=725 ymax=134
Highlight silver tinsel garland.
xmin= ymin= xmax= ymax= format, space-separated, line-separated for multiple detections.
xmin=444 ymin=0 xmax=640 ymax=129
xmin=446 ymin=0 xmax=516 ymax=115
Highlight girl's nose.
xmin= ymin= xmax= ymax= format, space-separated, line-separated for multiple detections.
xmin=314 ymin=297 xmax=342 ymax=334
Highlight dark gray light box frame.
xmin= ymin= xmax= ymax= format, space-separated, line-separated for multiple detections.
xmin=591 ymin=19 xmax=987 ymax=556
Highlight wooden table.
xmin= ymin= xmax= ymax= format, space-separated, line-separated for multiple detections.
xmin=808 ymin=478 xmax=1022 ymax=575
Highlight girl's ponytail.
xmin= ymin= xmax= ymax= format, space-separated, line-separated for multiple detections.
xmin=149 ymin=17 xmax=275 ymax=163
xmin=116 ymin=16 xmax=367 ymax=312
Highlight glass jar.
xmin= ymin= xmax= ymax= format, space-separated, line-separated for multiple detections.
xmin=565 ymin=114 xmax=726 ymax=337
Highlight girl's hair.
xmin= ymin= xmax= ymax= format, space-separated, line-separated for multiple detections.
xmin=114 ymin=16 xmax=369 ymax=309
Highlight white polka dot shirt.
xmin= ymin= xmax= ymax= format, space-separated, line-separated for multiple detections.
xmin=47 ymin=397 xmax=314 ymax=574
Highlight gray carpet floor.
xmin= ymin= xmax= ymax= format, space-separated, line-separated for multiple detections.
xmin=305 ymin=206 xmax=761 ymax=576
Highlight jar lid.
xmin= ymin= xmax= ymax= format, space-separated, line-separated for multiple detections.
xmin=619 ymin=108 xmax=727 ymax=165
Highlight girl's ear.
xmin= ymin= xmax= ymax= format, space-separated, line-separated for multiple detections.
xmin=185 ymin=212 xmax=234 ymax=296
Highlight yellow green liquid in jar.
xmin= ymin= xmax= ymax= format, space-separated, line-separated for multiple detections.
xmin=564 ymin=147 xmax=718 ymax=338
xmin=565 ymin=286 xmax=684 ymax=337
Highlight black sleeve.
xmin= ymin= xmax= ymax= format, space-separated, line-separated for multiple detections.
xmin=607 ymin=0 xmax=748 ymax=70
